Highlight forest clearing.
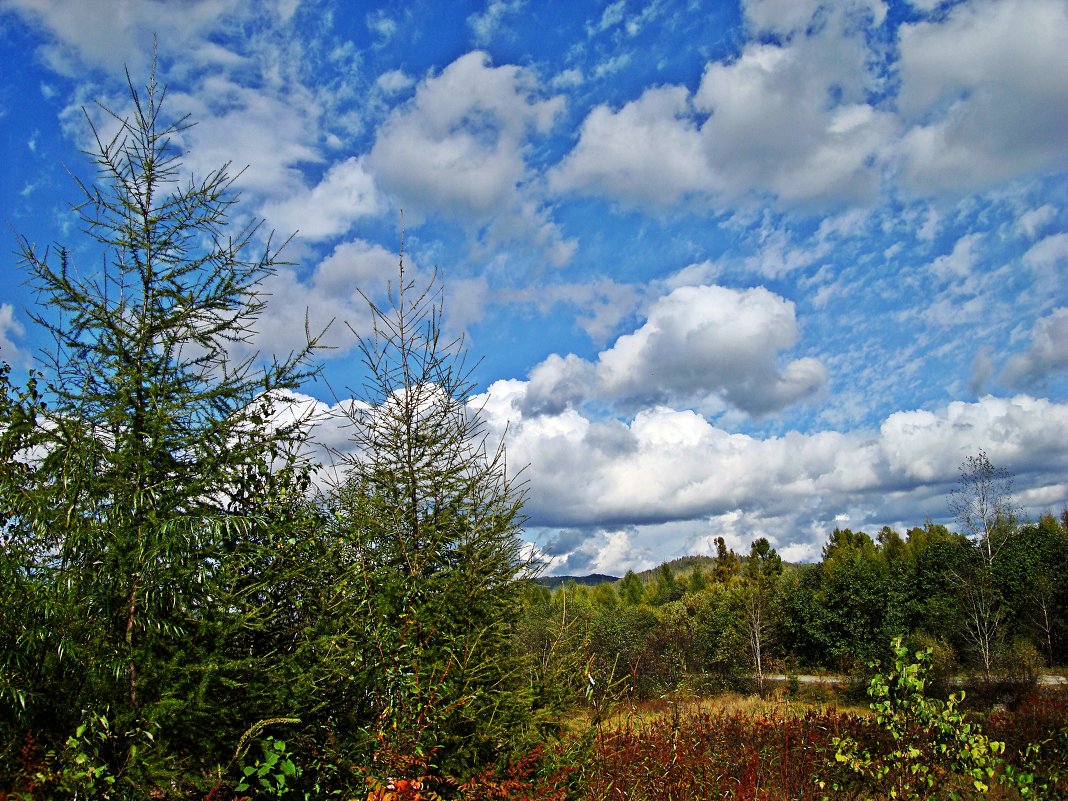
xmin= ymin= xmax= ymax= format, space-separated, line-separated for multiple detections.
xmin=2 ymin=38 xmax=1067 ymax=800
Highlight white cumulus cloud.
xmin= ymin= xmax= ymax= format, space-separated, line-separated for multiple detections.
xmin=897 ymin=0 xmax=1068 ymax=192
xmin=521 ymin=283 xmax=827 ymax=418
xmin=476 ymin=388 xmax=1068 ymax=568
xmin=549 ymin=85 xmax=714 ymax=206
xmin=551 ymin=2 xmax=894 ymax=211
xmin=368 ymin=51 xmax=563 ymax=222
xmin=248 ymin=239 xmax=405 ymax=361
xmin=879 ymin=395 xmax=1068 ymax=482
xmin=695 ymin=9 xmax=892 ymax=208
xmin=260 ymin=157 xmax=381 ymax=242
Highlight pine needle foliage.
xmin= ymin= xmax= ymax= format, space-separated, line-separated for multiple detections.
xmin=326 ymin=253 xmax=536 ymax=779
xmin=1 ymin=63 xmax=322 ymax=793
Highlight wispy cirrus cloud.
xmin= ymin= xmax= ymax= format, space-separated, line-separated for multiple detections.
xmin=0 ymin=0 xmax=258 ymax=75
xmin=468 ymin=0 xmax=526 ymax=45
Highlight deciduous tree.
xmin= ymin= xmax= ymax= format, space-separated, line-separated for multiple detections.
xmin=949 ymin=450 xmax=1020 ymax=679
xmin=949 ymin=449 xmax=1019 ymax=566
xmin=741 ymin=537 xmax=783 ymax=697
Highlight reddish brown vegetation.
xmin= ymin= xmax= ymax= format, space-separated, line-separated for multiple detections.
xmin=2 ymin=692 xmax=1065 ymax=800
xmin=567 ymin=690 xmax=1068 ymax=801
xmin=575 ymin=706 xmax=859 ymax=801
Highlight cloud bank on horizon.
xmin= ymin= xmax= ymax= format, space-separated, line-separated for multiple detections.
xmin=1 ymin=0 xmax=1066 ymax=574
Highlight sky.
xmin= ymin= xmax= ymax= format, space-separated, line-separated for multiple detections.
xmin=1 ymin=0 xmax=1066 ymax=575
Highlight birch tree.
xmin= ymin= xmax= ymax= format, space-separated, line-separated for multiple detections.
xmin=948 ymin=450 xmax=1020 ymax=679
xmin=741 ymin=537 xmax=782 ymax=697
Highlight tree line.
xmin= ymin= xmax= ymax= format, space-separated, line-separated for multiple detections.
xmin=518 ymin=498 xmax=1068 ymax=705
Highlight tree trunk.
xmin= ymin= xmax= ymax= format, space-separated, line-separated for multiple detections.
xmin=126 ymin=575 xmax=139 ymax=707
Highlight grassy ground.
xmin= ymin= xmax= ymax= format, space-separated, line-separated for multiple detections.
xmin=545 ymin=683 xmax=1068 ymax=801
xmin=566 ymin=679 xmax=870 ymax=730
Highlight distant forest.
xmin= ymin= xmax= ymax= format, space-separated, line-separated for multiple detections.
xmin=518 ymin=503 xmax=1068 ymax=703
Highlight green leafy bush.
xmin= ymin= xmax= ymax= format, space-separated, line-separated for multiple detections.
xmin=235 ymin=736 xmax=305 ymax=800
xmin=822 ymin=637 xmax=1010 ymax=799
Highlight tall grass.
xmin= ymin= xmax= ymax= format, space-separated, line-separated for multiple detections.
xmin=562 ymin=688 xmax=1068 ymax=801
xmin=574 ymin=701 xmax=860 ymax=800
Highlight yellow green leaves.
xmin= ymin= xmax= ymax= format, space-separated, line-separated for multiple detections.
xmin=820 ymin=636 xmax=1019 ymax=800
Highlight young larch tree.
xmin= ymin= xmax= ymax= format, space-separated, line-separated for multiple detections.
xmin=1 ymin=62 xmax=321 ymax=791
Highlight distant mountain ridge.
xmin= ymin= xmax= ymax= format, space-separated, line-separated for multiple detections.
xmin=535 ymin=573 xmax=619 ymax=589
xmin=635 ymin=554 xmax=716 ymax=580
xmin=533 ymin=552 xmax=797 ymax=591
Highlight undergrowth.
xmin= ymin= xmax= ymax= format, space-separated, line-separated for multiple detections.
xmin=3 ymin=687 xmax=1066 ymax=800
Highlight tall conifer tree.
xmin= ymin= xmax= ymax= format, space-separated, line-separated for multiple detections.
xmin=326 ymin=254 xmax=534 ymax=779
xmin=1 ymin=63 xmax=320 ymax=789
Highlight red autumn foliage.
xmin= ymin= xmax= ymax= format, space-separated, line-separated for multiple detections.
xmin=566 ymin=690 xmax=1068 ymax=801
xmin=575 ymin=706 xmax=860 ymax=801
xmin=453 ymin=745 xmax=573 ymax=801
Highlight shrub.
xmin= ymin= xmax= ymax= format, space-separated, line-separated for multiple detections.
xmin=821 ymin=637 xmax=1019 ymax=800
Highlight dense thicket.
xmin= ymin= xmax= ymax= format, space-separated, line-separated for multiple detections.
xmin=0 ymin=71 xmax=534 ymax=799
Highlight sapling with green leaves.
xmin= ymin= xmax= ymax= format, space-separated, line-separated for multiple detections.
xmin=822 ymin=637 xmax=1009 ymax=800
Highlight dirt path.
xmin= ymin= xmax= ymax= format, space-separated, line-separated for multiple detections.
xmin=763 ymin=673 xmax=1068 ymax=686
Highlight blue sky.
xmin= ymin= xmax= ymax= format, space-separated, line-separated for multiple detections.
xmin=1 ymin=0 xmax=1066 ymax=574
